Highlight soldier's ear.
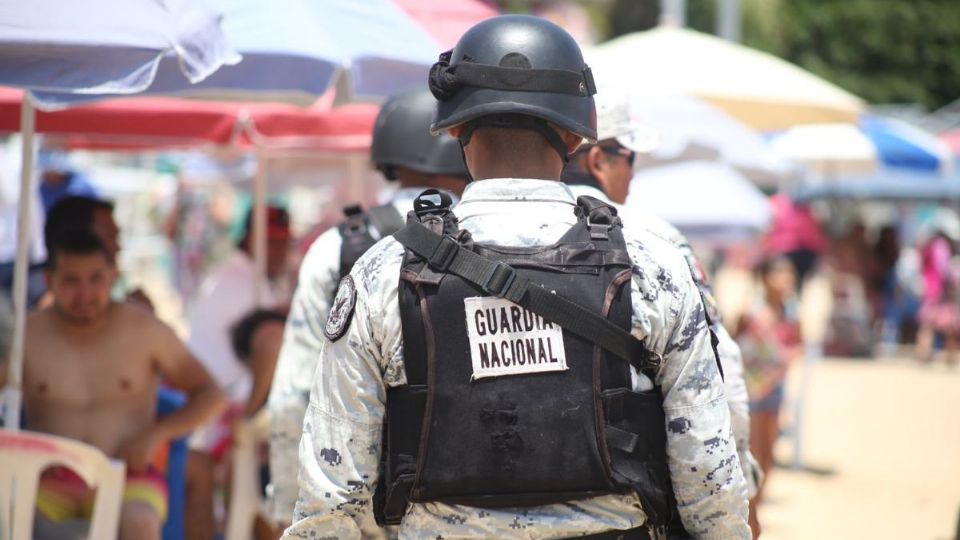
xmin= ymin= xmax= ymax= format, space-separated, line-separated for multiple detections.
xmin=562 ymin=130 xmax=583 ymax=153
xmin=448 ymin=126 xmax=464 ymax=139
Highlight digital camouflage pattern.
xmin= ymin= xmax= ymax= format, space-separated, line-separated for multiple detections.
xmin=569 ymin=185 xmax=761 ymax=498
xmin=282 ymin=180 xmax=750 ymax=539
xmin=266 ymin=188 xmax=438 ymax=524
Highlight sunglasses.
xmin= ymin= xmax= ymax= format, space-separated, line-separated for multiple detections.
xmin=599 ymin=145 xmax=636 ymax=167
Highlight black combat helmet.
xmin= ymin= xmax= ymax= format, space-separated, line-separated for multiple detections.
xmin=428 ymin=14 xmax=598 ymax=156
xmin=371 ymin=89 xmax=468 ymax=181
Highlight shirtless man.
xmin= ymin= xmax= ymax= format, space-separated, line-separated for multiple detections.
xmin=0 ymin=229 xmax=226 ymax=540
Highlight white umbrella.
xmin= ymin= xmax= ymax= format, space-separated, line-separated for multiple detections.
xmin=629 ymin=93 xmax=793 ymax=187
xmin=588 ymin=26 xmax=864 ymax=131
xmin=0 ymin=0 xmax=236 ymax=430
xmin=768 ymin=123 xmax=879 ymax=177
xmin=624 ymin=161 xmax=772 ymax=241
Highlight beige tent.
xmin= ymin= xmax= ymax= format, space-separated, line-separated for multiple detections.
xmin=588 ymin=26 xmax=864 ymax=131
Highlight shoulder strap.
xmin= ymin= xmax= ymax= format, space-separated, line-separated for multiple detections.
xmin=393 ymin=220 xmax=662 ymax=378
xmin=367 ymin=204 xmax=405 ymax=237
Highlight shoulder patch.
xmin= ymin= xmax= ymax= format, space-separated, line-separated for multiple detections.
xmin=324 ymin=275 xmax=357 ymax=341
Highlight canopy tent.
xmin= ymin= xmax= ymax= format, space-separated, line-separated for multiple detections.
xmin=626 ymin=93 xmax=793 ymax=188
xmin=624 ymin=161 xmax=772 ymax=241
xmin=790 ymin=169 xmax=960 ymax=203
xmin=0 ymin=88 xmax=378 ymax=152
xmin=0 ymin=0 xmax=237 ymax=431
xmin=588 ymin=26 xmax=864 ymax=131
xmin=31 ymin=0 xmax=453 ymax=108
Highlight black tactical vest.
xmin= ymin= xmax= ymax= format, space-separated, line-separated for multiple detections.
xmin=337 ymin=203 xmax=405 ymax=279
xmin=375 ymin=191 xmax=684 ymax=535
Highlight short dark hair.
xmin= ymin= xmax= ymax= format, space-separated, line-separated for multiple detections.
xmin=46 ymin=229 xmax=111 ymax=270
xmin=239 ymin=206 xmax=290 ymax=249
xmin=230 ymin=309 xmax=287 ymax=362
xmin=44 ymin=196 xmax=114 ymax=255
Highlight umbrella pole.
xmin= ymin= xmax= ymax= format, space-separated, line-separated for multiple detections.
xmin=252 ymin=147 xmax=268 ymax=307
xmin=4 ymin=95 xmax=36 ymax=431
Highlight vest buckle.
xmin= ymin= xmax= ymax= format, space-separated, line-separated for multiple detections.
xmin=481 ymin=260 xmax=517 ymax=298
xmin=428 ymin=234 xmax=460 ymax=272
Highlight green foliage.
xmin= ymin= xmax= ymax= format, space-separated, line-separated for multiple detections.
xmin=603 ymin=0 xmax=960 ymax=109
xmin=741 ymin=0 xmax=960 ymax=109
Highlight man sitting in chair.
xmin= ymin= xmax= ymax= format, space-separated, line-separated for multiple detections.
xmin=0 ymin=230 xmax=226 ymax=540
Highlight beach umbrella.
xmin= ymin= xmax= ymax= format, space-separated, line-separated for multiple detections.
xmin=624 ymin=161 xmax=772 ymax=241
xmin=32 ymin=0 xmax=452 ymax=108
xmin=0 ymin=0 xmax=236 ymax=431
xmin=588 ymin=26 xmax=864 ymax=131
xmin=770 ymin=118 xmax=954 ymax=178
xmin=628 ymin=93 xmax=793 ymax=188
xmin=0 ymin=0 xmax=237 ymax=97
xmin=860 ymin=116 xmax=953 ymax=173
xmin=393 ymin=0 xmax=499 ymax=49
xmin=768 ymin=123 xmax=878 ymax=177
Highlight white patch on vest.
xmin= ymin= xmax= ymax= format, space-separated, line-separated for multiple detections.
xmin=464 ymin=296 xmax=568 ymax=380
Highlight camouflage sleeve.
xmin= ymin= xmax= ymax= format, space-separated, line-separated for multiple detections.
xmin=628 ymin=237 xmax=751 ymax=539
xmin=714 ymin=324 xmax=761 ymax=498
xmin=282 ymin=240 xmax=404 ymax=540
xmin=267 ymin=229 xmax=343 ymax=524
xmin=673 ymin=239 xmax=761 ymax=498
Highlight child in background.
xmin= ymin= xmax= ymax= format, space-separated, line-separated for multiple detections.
xmin=736 ymin=256 xmax=803 ymax=505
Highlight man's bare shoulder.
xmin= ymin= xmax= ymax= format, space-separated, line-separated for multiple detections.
xmin=112 ymin=301 xmax=175 ymax=335
xmin=25 ymin=307 xmax=56 ymax=337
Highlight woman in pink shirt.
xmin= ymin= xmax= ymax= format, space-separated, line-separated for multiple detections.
xmin=916 ymin=228 xmax=959 ymax=366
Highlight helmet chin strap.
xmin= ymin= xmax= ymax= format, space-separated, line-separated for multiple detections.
xmin=456 ymin=141 xmax=475 ymax=183
xmin=457 ymin=114 xmax=570 ymax=164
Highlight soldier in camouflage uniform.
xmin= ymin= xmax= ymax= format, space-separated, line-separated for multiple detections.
xmin=562 ymin=89 xmax=762 ymax=536
xmin=266 ymin=89 xmax=468 ymax=527
xmin=283 ymin=15 xmax=749 ymax=540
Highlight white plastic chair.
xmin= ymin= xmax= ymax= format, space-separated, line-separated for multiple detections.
xmin=0 ymin=428 xmax=125 ymax=540
xmin=224 ymin=410 xmax=270 ymax=540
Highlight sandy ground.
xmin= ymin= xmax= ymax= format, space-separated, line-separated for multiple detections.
xmin=758 ymin=356 xmax=960 ymax=540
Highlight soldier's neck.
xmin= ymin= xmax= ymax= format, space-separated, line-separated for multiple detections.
xmin=470 ymin=160 xmax=562 ymax=182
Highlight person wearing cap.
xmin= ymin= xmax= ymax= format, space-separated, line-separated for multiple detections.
xmin=284 ymin=15 xmax=749 ymax=540
xmin=266 ymin=89 xmax=469 ymax=528
xmin=563 ymin=90 xmax=762 ymax=536
xmin=185 ymin=205 xmax=291 ymax=539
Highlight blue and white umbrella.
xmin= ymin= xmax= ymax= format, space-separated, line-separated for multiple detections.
xmin=0 ymin=0 xmax=236 ymax=431
xmin=33 ymin=0 xmax=443 ymax=108
xmin=769 ymin=116 xmax=953 ymax=178
xmin=859 ymin=115 xmax=953 ymax=173
xmin=0 ymin=0 xmax=238 ymax=97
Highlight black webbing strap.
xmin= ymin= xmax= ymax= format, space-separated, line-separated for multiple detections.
xmin=394 ymin=220 xmax=661 ymax=376
xmin=452 ymin=62 xmax=597 ymax=97
xmin=367 ymin=204 xmax=405 ymax=238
